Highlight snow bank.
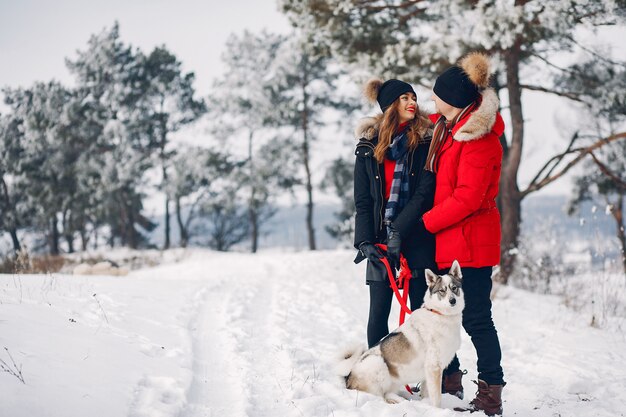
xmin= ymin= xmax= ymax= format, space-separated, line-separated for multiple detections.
xmin=1 ymin=249 xmax=624 ymax=416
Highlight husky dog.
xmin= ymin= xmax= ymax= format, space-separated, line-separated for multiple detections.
xmin=339 ymin=260 xmax=464 ymax=407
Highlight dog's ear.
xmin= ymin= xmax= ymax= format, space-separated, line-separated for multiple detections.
xmin=449 ymin=260 xmax=462 ymax=280
xmin=425 ymin=269 xmax=440 ymax=287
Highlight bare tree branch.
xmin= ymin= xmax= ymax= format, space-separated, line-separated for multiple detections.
xmin=529 ymin=52 xmax=581 ymax=76
xmin=520 ymin=84 xmax=585 ymax=103
xmin=527 ymin=132 xmax=579 ymax=188
xmin=564 ymin=34 xmax=626 ymax=67
xmin=358 ymin=0 xmax=425 ymax=12
xmin=521 ymin=132 xmax=626 ymax=197
xmin=588 ymin=151 xmax=626 ymax=190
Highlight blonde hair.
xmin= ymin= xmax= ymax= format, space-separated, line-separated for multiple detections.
xmin=374 ymin=99 xmax=426 ymax=163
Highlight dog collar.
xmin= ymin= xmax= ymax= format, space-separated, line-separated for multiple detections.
xmin=426 ymin=308 xmax=443 ymax=316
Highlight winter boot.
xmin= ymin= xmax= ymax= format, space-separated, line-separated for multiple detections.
xmin=454 ymin=379 xmax=505 ymax=416
xmin=442 ymin=370 xmax=466 ymax=399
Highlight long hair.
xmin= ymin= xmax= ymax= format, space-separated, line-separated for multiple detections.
xmin=373 ymin=100 xmax=427 ymax=163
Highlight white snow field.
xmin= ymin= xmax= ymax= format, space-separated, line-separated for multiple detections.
xmin=1 ymin=249 xmax=625 ymax=417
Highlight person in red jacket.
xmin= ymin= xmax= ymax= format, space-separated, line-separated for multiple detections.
xmin=419 ymin=52 xmax=506 ymax=416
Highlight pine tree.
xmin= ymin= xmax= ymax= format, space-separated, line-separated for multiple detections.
xmin=569 ymin=140 xmax=626 ymax=275
xmin=280 ymin=0 xmax=626 ymax=279
xmin=2 ymin=82 xmax=83 ymax=254
xmin=209 ymin=30 xmax=300 ymax=252
xmin=564 ymin=57 xmax=626 ymax=275
xmin=141 ymin=46 xmax=206 ymax=249
xmin=0 ymin=113 xmax=28 ymax=252
xmin=268 ymin=35 xmax=359 ymax=250
xmin=66 ymin=23 xmax=158 ymax=249
xmin=166 ymin=147 xmax=235 ymax=247
xmin=321 ymin=156 xmax=355 ymax=244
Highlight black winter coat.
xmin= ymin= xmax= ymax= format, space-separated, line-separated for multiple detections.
xmin=353 ymin=115 xmax=436 ymax=275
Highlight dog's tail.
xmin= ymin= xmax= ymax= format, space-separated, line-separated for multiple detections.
xmin=334 ymin=343 xmax=365 ymax=382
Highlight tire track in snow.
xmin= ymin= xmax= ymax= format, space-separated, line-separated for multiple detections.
xmin=179 ymin=279 xmax=247 ymax=417
xmin=179 ymin=251 xmax=368 ymax=417
xmin=228 ymin=260 xmax=296 ymax=417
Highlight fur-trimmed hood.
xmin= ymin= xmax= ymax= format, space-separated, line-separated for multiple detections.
xmin=354 ymin=110 xmax=433 ymax=141
xmin=427 ymin=88 xmax=503 ymax=143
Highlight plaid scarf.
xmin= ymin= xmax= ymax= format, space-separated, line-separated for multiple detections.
xmin=425 ymin=101 xmax=477 ymax=172
xmin=384 ymin=130 xmax=410 ymax=222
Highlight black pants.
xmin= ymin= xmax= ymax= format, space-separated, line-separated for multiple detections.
xmin=367 ymin=270 xmax=428 ymax=348
xmin=443 ymin=267 xmax=505 ymax=385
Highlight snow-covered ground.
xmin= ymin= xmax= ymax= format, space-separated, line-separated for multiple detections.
xmin=1 ymin=249 xmax=625 ymax=417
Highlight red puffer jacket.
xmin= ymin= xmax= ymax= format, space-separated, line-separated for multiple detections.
xmin=422 ymin=89 xmax=504 ymax=270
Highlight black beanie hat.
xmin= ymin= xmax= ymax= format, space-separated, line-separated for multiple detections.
xmin=433 ymin=52 xmax=493 ymax=108
xmin=433 ymin=66 xmax=479 ymax=108
xmin=376 ymin=79 xmax=415 ymax=112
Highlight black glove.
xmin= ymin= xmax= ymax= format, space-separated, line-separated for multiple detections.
xmin=358 ymin=242 xmax=384 ymax=264
xmin=386 ymin=222 xmax=401 ymax=270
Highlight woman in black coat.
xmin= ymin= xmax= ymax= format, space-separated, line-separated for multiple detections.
xmin=353 ymin=78 xmax=436 ymax=348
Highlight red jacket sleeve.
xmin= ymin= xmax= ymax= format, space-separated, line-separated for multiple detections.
xmin=423 ymin=138 xmax=497 ymax=233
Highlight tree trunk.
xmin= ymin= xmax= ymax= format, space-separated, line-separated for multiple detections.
xmin=62 ymin=210 xmax=74 ymax=253
xmin=164 ymin=193 xmax=171 ymax=250
xmin=49 ymin=217 xmax=60 ymax=255
xmin=611 ymin=194 xmax=626 ymax=276
xmin=247 ymin=131 xmax=259 ymax=253
xmin=9 ymin=228 xmax=21 ymax=252
xmin=250 ymin=206 xmax=259 ymax=253
xmin=301 ymin=60 xmax=316 ymax=250
xmin=161 ymin=143 xmax=170 ymax=250
xmin=160 ymin=108 xmax=171 ymax=250
xmin=128 ymin=209 xmax=138 ymax=250
xmin=0 ymin=175 xmax=21 ymax=252
xmin=66 ymin=235 xmax=75 ymax=253
xmin=176 ymin=196 xmax=188 ymax=248
xmin=80 ymin=227 xmax=88 ymax=252
xmin=498 ymin=41 xmax=524 ymax=284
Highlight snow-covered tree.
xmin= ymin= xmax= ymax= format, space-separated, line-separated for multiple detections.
xmin=280 ymin=0 xmax=626 ymax=280
xmin=208 ymin=31 xmax=300 ymax=252
xmin=267 ymin=35 xmax=359 ymax=250
xmin=569 ymin=140 xmax=626 ymax=275
xmin=142 ymin=46 xmax=206 ymax=249
xmin=66 ymin=23 xmax=158 ymax=249
xmin=0 ymin=113 xmax=29 ymax=252
xmin=1 ymin=82 xmax=84 ymax=254
xmin=321 ymin=156 xmax=355 ymax=244
xmin=197 ymin=186 xmax=250 ymax=252
xmin=166 ymin=147 xmax=235 ymax=247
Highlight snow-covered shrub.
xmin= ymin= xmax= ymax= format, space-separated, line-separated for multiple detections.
xmin=512 ymin=209 xmax=626 ymax=328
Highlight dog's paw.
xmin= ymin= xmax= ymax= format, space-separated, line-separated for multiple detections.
xmin=384 ymin=393 xmax=404 ymax=404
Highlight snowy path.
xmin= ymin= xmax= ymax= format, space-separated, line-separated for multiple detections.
xmin=1 ymin=249 xmax=625 ymax=417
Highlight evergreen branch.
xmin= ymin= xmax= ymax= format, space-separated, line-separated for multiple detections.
xmin=521 ymin=132 xmax=626 ymax=197
xmin=520 ymin=84 xmax=584 ymax=103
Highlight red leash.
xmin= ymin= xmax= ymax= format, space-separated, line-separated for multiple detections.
xmin=374 ymin=244 xmax=414 ymax=395
xmin=375 ymin=244 xmax=412 ymax=324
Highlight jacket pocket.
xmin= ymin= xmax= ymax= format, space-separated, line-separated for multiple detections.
xmin=468 ymin=217 xmax=500 ymax=248
xmin=436 ymin=225 xmax=471 ymax=264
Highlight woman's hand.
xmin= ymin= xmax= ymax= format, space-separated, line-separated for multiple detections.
xmin=358 ymin=242 xmax=384 ymax=264
xmin=386 ymin=223 xmax=401 ymax=270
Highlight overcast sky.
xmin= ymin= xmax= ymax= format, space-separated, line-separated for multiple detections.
xmin=0 ymin=0 xmax=291 ymax=99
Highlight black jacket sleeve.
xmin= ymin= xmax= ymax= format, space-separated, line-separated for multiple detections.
xmin=353 ymin=149 xmax=376 ymax=249
xmin=391 ymin=169 xmax=435 ymax=239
